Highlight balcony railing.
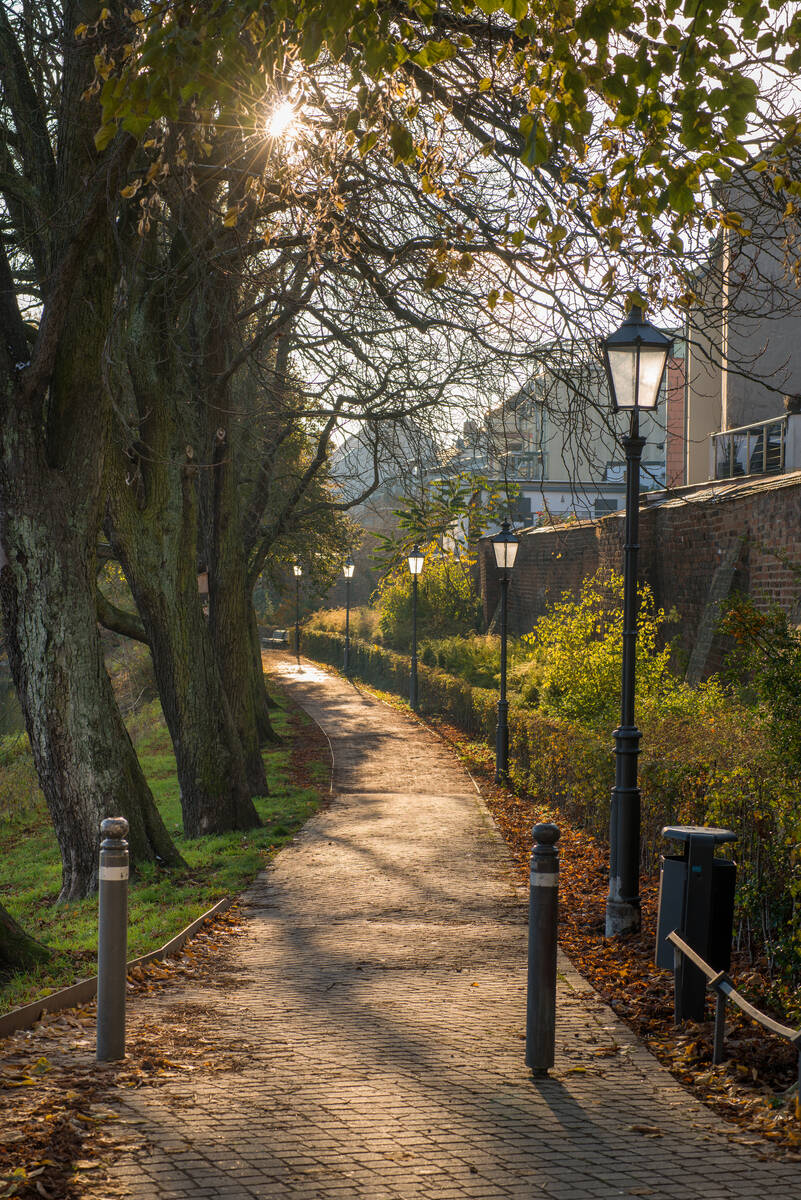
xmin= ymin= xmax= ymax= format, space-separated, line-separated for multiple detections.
xmin=505 ymin=451 xmax=547 ymax=480
xmin=712 ymin=416 xmax=787 ymax=480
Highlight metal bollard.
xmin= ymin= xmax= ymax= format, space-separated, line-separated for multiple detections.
xmin=96 ymin=817 xmax=129 ymax=1062
xmin=526 ymin=822 xmax=560 ymax=1075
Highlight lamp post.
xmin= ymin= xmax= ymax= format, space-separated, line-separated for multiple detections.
xmin=343 ymin=554 xmax=355 ymax=676
xmin=491 ymin=520 xmax=519 ymax=784
xmin=602 ymin=304 xmax=673 ymax=937
xmin=293 ymin=563 xmax=302 ymax=668
xmin=407 ymin=545 xmax=425 ymax=711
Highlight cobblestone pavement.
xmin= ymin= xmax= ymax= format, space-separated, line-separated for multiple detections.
xmin=109 ymin=658 xmax=797 ymax=1199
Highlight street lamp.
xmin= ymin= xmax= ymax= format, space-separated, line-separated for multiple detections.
xmin=407 ymin=545 xmax=425 ymax=711
xmin=293 ymin=563 xmax=302 ymax=668
xmin=491 ymin=520 xmax=519 ymax=784
xmin=343 ymin=554 xmax=355 ymax=676
xmin=602 ymin=304 xmax=673 ymax=937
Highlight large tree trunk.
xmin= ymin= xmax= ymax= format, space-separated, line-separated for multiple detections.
xmin=0 ymin=901 xmax=49 ymax=972
xmin=108 ymin=444 xmax=260 ymax=837
xmin=105 ymin=264 xmax=260 ymax=836
xmin=0 ymin=464 xmax=182 ymax=900
xmin=209 ymin=478 xmax=271 ymax=794
xmin=203 ymin=332 xmax=275 ymax=794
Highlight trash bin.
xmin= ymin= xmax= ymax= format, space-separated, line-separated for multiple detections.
xmin=655 ymin=825 xmax=737 ymax=1021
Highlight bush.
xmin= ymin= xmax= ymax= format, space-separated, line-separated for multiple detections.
xmin=375 ymin=549 xmax=481 ymax=650
xmin=516 ymin=569 xmax=682 ymax=729
xmin=419 ymin=634 xmax=502 ymax=689
xmin=305 ymin=606 xmax=382 ymax=643
xmin=721 ymin=596 xmax=801 ymax=768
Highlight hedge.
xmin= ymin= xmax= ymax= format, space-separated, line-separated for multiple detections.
xmin=295 ymin=627 xmax=801 ymax=999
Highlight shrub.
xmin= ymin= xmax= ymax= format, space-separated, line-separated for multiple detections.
xmin=516 ymin=569 xmax=681 ymax=729
xmin=305 ymin=605 xmax=382 ymax=643
xmin=721 ymin=595 xmax=801 ymax=768
xmin=375 ymin=548 xmax=482 ymax=649
xmin=419 ymin=634 xmax=502 ymax=689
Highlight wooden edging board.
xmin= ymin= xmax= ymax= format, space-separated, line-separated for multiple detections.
xmin=0 ymin=895 xmax=232 ymax=1040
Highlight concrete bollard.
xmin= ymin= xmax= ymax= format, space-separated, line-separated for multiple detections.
xmin=96 ymin=816 xmax=129 ymax=1063
xmin=526 ymin=822 xmax=560 ymax=1075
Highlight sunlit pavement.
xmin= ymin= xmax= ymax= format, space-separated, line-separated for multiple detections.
xmin=105 ymin=654 xmax=797 ymax=1199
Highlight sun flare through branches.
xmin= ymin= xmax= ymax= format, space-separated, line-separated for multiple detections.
xmin=265 ymin=99 xmax=298 ymax=140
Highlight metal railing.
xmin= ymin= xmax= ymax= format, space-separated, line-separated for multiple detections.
xmin=712 ymin=415 xmax=787 ymax=480
xmin=668 ymin=930 xmax=801 ymax=1101
xmin=505 ymin=451 xmax=547 ymax=480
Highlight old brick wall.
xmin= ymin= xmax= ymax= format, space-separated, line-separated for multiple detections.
xmin=480 ymin=471 xmax=801 ymax=669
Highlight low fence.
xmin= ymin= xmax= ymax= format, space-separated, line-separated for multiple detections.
xmin=668 ymin=930 xmax=801 ymax=1103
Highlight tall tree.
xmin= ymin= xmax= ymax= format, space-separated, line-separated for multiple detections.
xmin=105 ymin=260 xmax=262 ymax=835
xmin=0 ymin=2 xmax=183 ymax=899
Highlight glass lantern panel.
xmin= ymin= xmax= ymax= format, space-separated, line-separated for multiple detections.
xmin=636 ymin=346 xmax=668 ymax=409
xmin=492 ymin=538 xmax=519 ymax=571
xmin=607 ymin=346 xmax=637 ymax=409
xmin=607 ymin=345 xmax=666 ymax=410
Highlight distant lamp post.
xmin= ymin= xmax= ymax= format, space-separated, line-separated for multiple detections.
xmin=343 ymin=554 xmax=355 ymax=676
xmin=407 ymin=545 xmax=425 ymax=711
xmin=602 ymin=304 xmax=673 ymax=937
xmin=293 ymin=563 xmax=303 ymax=668
xmin=491 ymin=520 xmax=519 ymax=784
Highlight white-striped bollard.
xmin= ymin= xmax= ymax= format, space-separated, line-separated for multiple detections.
xmin=525 ymin=822 xmax=560 ymax=1075
xmin=96 ymin=817 xmax=129 ymax=1062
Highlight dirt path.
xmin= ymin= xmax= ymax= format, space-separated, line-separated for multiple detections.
xmin=100 ymin=657 xmax=796 ymax=1199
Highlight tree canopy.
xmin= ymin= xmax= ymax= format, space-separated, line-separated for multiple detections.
xmin=95 ymin=1 xmax=801 ymax=309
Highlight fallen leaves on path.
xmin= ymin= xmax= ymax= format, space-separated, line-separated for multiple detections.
xmin=0 ymin=905 xmax=249 ymax=1198
xmin=0 ymin=693 xmax=330 ymax=1198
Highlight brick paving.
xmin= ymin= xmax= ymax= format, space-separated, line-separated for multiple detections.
xmin=107 ymin=658 xmax=797 ymax=1198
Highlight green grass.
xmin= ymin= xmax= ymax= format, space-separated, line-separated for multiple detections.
xmin=0 ymin=694 xmax=325 ymax=1015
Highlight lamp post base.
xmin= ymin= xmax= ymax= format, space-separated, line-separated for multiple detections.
xmin=605 ymin=896 xmax=641 ymax=938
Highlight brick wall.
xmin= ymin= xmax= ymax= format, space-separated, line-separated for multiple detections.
xmin=480 ymin=471 xmax=801 ymax=671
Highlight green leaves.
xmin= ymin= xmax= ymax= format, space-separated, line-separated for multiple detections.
xmin=90 ymin=0 xmax=794 ymax=275
xmin=94 ymin=121 xmax=117 ymax=153
xmin=519 ymin=114 xmax=549 ymax=167
xmin=413 ymin=38 xmax=457 ymax=68
xmin=389 ymin=121 xmax=415 ymax=163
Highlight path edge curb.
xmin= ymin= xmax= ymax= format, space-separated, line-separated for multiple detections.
xmin=0 ymin=895 xmax=233 ymax=1040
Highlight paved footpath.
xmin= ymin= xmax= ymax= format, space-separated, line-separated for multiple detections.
xmin=110 ymin=659 xmax=797 ymax=1199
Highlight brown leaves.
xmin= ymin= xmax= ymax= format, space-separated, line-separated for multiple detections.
xmin=0 ymin=907 xmax=248 ymax=1197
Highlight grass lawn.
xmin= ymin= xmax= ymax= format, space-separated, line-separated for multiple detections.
xmin=0 ymin=691 xmax=328 ymax=1015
